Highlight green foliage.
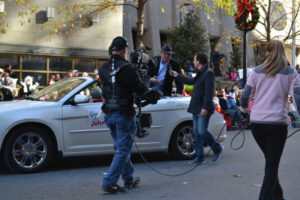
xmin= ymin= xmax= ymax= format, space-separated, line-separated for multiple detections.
xmin=230 ymin=45 xmax=241 ymax=70
xmin=179 ymin=0 xmax=237 ymax=18
xmin=168 ymin=10 xmax=209 ymax=65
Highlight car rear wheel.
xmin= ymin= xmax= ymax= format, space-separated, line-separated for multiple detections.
xmin=170 ymin=123 xmax=195 ymax=159
xmin=3 ymin=126 xmax=54 ymax=173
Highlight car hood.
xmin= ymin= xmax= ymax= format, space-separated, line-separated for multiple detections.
xmin=0 ymin=100 xmax=58 ymax=113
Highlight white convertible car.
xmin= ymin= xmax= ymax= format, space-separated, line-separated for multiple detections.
xmin=0 ymin=77 xmax=226 ymax=173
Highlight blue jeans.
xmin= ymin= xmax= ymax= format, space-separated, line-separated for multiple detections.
xmin=193 ymin=114 xmax=222 ymax=160
xmin=227 ymin=109 xmax=243 ymax=126
xmin=150 ymin=82 xmax=164 ymax=93
xmin=240 ymin=79 xmax=244 ymax=88
xmin=102 ymin=113 xmax=136 ymax=187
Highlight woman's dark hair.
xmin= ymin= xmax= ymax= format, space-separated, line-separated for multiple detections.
xmin=4 ymin=64 xmax=11 ymax=69
xmin=195 ymin=53 xmax=208 ymax=65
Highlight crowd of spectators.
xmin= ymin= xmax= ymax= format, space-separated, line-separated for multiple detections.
xmin=0 ymin=65 xmax=92 ymax=101
xmin=213 ymin=84 xmax=248 ymax=130
xmin=212 ymin=81 xmax=299 ymax=130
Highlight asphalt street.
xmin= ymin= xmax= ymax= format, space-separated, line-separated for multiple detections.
xmin=0 ymin=129 xmax=299 ymax=200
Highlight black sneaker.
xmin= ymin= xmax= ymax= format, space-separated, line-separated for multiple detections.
xmin=212 ymin=146 xmax=223 ymax=162
xmin=102 ymin=184 xmax=127 ymax=194
xmin=124 ymin=177 xmax=140 ymax=189
xmin=188 ymin=158 xmax=206 ymax=165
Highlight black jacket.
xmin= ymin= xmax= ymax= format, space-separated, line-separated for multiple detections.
xmin=98 ymin=55 xmax=148 ymax=116
xmin=177 ymin=64 xmax=215 ymax=115
xmin=149 ymin=56 xmax=183 ymax=96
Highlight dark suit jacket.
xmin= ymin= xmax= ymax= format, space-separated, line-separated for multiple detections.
xmin=149 ymin=56 xmax=183 ymax=96
xmin=176 ymin=64 xmax=215 ymax=115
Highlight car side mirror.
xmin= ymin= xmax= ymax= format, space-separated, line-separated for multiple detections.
xmin=72 ymin=94 xmax=89 ymax=105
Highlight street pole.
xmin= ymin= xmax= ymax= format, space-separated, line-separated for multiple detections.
xmin=179 ymin=3 xmax=190 ymax=26
xmin=180 ymin=10 xmax=182 ymax=26
xmin=243 ymin=12 xmax=247 ymax=86
xmin=292 ymin=0 xmax=296 ymax=68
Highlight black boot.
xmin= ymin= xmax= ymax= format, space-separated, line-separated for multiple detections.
xmin=102 ymin=184 xmax=127 ymax=194
xmin=124 ymin=177 xmax=140 ymax=189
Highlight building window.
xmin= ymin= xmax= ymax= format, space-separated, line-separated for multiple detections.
xmin=22 ymin=56 xmax=47 ymax=70
xmin=0 ymin=54 xmax=106 ymax=87
xmin=160 ymin=32 xmax=168 ymax=46
xmin=210 ymin=38 xmax=219 ymax=51
xmin=49 ymin=57 xmax=72 ymax=71
xmin=0 ymin=55 xmax=19 ymax=69
xmin=74 ymin=59 xmax=96 ymax=73
xmin=132 ymin=29 xmax=137 ymax=50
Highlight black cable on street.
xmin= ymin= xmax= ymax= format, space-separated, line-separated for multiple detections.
xmin=287 ymin=128 xmax=300 ymax=139
xmin=230 ymin=125 xmax=300 ymax=151
xmin=132 ymin=123 xmax=226 ymax=177
xmin=230 ymin=129 xmax=246 ymax=150
xmin=133 ymin=122 xmax=300 ymax=177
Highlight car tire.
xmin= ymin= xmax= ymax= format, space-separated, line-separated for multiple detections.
xmin=3 ymin=126 xmax=54 ymax=173
xmin=170 ymin=122 xmax=195 ymax=160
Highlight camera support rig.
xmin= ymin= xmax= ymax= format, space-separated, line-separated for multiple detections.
xmin=135 ymin=90 xmax=162 ymax=138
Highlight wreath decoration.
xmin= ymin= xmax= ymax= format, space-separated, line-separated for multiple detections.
xmin=235 ymin=0 xmax=260 ymax=32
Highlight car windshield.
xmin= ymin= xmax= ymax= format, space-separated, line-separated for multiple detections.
xmin=29 ymin=78 xmax=86 ymax=101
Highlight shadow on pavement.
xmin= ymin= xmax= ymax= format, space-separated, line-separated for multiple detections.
xmin=0 ymin=152 xmax=175 ymax=174
xmin=50 ymin=152 xmax=173 ymax=171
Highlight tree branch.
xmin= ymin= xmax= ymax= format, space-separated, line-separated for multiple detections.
xmin=253 ymin=29 xmax=267 ymax=39
xmin=115 ymin=3 xmax=138 ymax=10
xmin=257 ymin=1 xmax=268 ymax=16
xmin=284 ymin=30 xmax=300 ymax=42
xmin=283 ymin=4 xmax=300 ymax=41
xmin=258 ymin=20 xmax=266 ymax=28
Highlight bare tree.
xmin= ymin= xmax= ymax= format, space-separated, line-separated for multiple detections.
xmin=255 ymin=0 xmax=300 ymax=43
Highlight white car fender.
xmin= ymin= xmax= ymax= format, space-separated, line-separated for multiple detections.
xmin=0 ymin=116 xmax=63 ymax=152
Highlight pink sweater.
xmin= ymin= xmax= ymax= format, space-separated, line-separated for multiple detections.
xmin=241 ymin=65 xmax=300 ymax=125
xmin=230 ymin=72 xmax=239 ymax=81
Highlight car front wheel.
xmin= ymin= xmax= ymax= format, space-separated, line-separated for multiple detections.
xmin=170 ymin=123 xmax=195 ymax=159
xmin=3 ymin=126 xmax=54 ymax=173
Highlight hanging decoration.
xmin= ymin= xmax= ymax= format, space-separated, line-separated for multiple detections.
xmin=235 ymin=0 xmax=260 ymax=32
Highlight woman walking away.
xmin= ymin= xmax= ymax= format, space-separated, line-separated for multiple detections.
xmin=240 ymin=40 xmax=300 ymax=200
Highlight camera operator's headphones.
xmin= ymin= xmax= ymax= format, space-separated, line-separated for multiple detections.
xmin=109 ymin=36 xmax=129 ymax=55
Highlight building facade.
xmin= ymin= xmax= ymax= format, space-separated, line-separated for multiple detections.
xmin=0 ymin=0 xmax=123 ymax=86
xmin=1 ymin=0 xmax=297 ymax=87
xmin=123 ymin=0 xmax=256 ymax=73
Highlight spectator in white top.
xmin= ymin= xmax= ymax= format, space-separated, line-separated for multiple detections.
xmin=82 ymin=72 xmax=89 ymax=77
xmin=72 ymin=70 xmax=79 ymax=77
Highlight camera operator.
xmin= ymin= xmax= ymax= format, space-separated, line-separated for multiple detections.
xmin=149 ymin=44 xmax=183 ymax=96
xmin=98 ymin=36 xmax=149 ymax=194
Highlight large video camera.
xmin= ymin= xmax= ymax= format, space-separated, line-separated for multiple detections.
xmin=130 ymin=46 xmax=162 ymax=138
xmin=130 ymin=46 xmax=154 ymax=87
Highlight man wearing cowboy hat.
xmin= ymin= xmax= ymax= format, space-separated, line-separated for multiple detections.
xmin=149 ymin=44 xmax=183 ymax=96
